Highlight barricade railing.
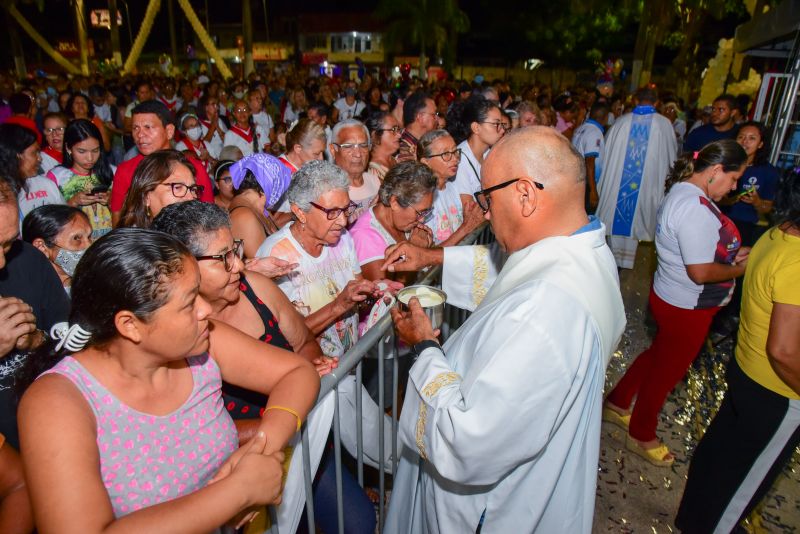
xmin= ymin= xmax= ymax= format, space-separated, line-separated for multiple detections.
xmin=265 ymin=224 xmax=495 ymax=534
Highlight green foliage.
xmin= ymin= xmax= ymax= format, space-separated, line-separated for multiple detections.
xmin=376 ymin=0 xmax=470 ymax=71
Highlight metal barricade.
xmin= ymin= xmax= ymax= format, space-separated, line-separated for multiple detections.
xmin=266 ymin=225 xmax=495 ymax=534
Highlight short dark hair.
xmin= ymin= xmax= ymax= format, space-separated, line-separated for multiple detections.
xmin=132 ymin=100 xmax=174 ymax=128
xmin=635 ymin=87 xmax=658 ymax=105
xmin=589 ymin=101 xmax=609 ymax=119
xmin=714 ymin=93 xmax=737 ymax=110
xmin=9 ymin=93 xmax=33 ymax=115
xmin=403 ymin=91 xmax=430 ymax=127
xmin=308 ymin=101 xmax=330 ymax=119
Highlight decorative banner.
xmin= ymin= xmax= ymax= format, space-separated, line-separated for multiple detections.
xmin=122 ymin=0 xmax=161 ymax=74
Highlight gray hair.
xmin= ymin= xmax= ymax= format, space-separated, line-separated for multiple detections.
xmin=378 ymin=161 xmax=436 ymax=207
xmin=331 ymin=119 xmax=370 ymax=147
xmin=417 ymin=129 xmax=453 ymax=159
xmin=150 ymin=200 xmax=231 ymax=256
xmin=287 ymin=160 xmax=350 ymax=211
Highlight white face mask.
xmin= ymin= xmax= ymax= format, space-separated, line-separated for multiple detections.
xmin=186 ymin=126 xmax=203 ymax=141
xmin=233 ymin=91 xmax=245 ymax=100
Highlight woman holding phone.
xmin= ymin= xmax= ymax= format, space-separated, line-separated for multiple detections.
xmin=47 ymin=119 xmax=115 ymax=239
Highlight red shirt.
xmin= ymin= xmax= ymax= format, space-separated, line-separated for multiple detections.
xmin=110 ymin=153 xmax=214 ymax=212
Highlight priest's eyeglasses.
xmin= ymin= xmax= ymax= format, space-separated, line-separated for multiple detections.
xmin=195 ymin=240 xmax=244 ymax=272
xmin=310 ymin=201 xmax=358 ymax=220
xmin=474 ymin=178 xmax=544 ymax=212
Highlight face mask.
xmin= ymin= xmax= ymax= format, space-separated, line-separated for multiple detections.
xmin=55 ymin=247 xmax=87 ymax=277
xmin=186 ymin=126 xmax=203 ymax=141
xmin=233 ymin=91 xmax=245 ymax=99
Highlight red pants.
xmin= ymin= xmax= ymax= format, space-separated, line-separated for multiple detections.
xmin=607 ymin=288 xmax=719 ymax=442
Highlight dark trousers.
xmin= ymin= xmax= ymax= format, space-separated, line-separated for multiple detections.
xmin=676 ymin=359 xmax=800 ymax=533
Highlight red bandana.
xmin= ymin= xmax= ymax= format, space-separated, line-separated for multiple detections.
xmin=229 ymin=125 xmax=253 ymax=143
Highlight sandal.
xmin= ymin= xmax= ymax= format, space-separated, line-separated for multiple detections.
xmin=602 ymin=406 xmax=631 ymax=431
xmin=625 ymin=435 xmax=675 ymax=467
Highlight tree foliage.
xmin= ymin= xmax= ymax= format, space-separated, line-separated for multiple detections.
xmin=376 ymin=0 xmax=470 ymax=72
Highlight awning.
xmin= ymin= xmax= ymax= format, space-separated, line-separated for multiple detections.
xmin=734 ymin=0 xmax=800 ymax=55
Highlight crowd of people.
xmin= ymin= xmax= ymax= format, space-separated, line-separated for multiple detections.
xmin=0 ymin=63 xmax=797 ymax=533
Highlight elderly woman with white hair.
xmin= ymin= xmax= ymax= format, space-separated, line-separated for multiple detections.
xmin=256 ymin=159 xmax=399 ymax=356
xmin=350 ymin=161 xmax=437 ymax=281
xmin=256 ymin=159 xmax=401 ymax=533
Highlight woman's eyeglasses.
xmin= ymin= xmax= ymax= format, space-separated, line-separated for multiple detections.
xmin=411 ymin=206 xmax=434 ymax=221
xmin=162 ymin=182 xmax=205 ymax=198
xmin=480 ymin=121 xmax=511 ymax=132
xmin=195 ymin=240 xmax=244 ymax=272
xmin=426 ymin=148 xmax=461 ymax=162
xmin=474 ymin=178 xmax=544 ymax=212
xmin=310 ymin=201 xmax=358 ymax=220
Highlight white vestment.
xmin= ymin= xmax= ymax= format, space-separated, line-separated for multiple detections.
xmin=595 ymin=106 xmax=677 ymax=268
xmin=384 ymin=223 xmax=626 ymax=534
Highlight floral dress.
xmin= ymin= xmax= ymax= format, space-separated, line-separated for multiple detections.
xmin=48 ymin=166 xmax=115 ymax=239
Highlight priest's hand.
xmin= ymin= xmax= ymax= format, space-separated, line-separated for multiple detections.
xmin=381 ymin=242 xmax=443 ymax=273
xmin=391 ymin=297 xmax=440 ymax=345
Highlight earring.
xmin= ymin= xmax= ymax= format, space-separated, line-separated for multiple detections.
xmin=146 ymin=206 xmax=152 ymax=217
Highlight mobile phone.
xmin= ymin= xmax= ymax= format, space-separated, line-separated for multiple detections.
xmin=736 ymin=186 xmax=755 ymax=199
xmin=90 ymin=184 xmax=109 ymax=195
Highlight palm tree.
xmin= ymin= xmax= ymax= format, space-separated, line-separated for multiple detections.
xmin=377 ymin=0 xmax=470 ymax=78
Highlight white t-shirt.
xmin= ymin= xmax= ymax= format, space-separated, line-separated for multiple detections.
xmin=452 ymin=140 xmax=484 ymax=196
xmin=256 ymin=223 xmax=361 ymax=357
xmin=348 ymin=172 xmax=381 ymax=224
xmin=572 ymin=119 xmax=605 ymax=186
xmin=282 ymin=104 xmax=303 ymax=124
xmin=333 ymin=97 xmax=366 ymax=122
xmin=40 ymin=151 xmax=61 ymax=175
xmin=18 ymin=175 xmax=65 ymax=218
xmin=653 ymin=182 xmax=742 ymax=310
xmin=253 ymin=111 xmax=275 ymax=133
xmin=223 ymin=124 xmax=271 ymax=157
xmin=426 ymin=180 xmax=464 ymax=244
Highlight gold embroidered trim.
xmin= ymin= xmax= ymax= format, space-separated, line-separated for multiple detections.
xmin=422 ymin=372 xmax=461 ymax=398
xmin=471 ymin=245 xmax=489 ymax=307
xmin=415 ymin=404 xmax=428 ymax=459
xmin=415 ymin=372 xmax=460 ymax=459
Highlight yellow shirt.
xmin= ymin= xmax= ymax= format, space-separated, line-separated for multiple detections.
xmin=736 ymin=228 xmax=800 ymax=399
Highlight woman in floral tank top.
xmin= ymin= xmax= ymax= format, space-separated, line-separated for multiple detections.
xmin=16 ymin=229 xmax=319 ymax=532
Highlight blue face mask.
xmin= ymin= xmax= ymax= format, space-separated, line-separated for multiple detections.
xmin=54 ymin=247 xmax=87 ymax=277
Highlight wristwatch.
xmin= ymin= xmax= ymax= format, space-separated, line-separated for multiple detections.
xmin=412 ymin=339 xmax=441 ymax=356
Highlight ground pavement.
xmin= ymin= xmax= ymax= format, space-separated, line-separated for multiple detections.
xmin=593 ymin=243 xmax=800 ymax=533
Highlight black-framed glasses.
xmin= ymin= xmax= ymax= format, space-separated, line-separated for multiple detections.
xmin=195 ymin=240 xmax=244 ymax=272
xmin=333 ymin=142 xmax=370 ymax=152
xmin=474 ymin=178 xmax=544 ymax=212
xmin=377 ymin=126 xmax=401 ymax=134
xmin=480 ymin=121 xmax=511 ymax=132
xmin=411 ymin=206 xmax=434 ymax=222
xmin=162 ymin=182 xmax=205 ymax=198
xmin=426 ymin=148 xmax=461 ymax=162
xmin=216 ymin=176 xmax=232 ymax=184
xmin=310 ymin=201 xmax=358 ymax=220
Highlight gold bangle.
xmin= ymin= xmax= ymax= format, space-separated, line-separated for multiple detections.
xmin=264 ymin=405 xmax=302 ymax=432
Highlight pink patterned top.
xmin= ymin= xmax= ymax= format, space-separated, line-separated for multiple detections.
xmin=41 ymin=354 xmax=238 ymax=517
